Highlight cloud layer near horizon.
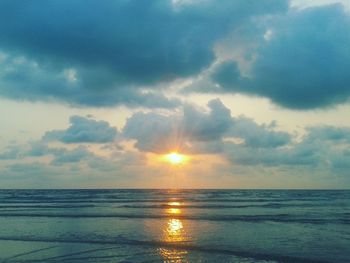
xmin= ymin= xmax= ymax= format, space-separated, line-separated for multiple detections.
xmin=43 ymin=115 xmax=118 ymax=144
xmin=123 ymin=99 xmax=291 ymax=154
xmin=1 ymin=100 xmax=349 ymax=187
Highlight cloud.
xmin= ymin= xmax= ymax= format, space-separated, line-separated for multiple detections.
xmin=224 ymin=140 xmax=321 ymax=167
xmin=123 ymin=98 xmax=350 ymax=173
xmin=203 ymin=4 xmax=350 ymax=109
xmin=122 ymin=99 xmax=233 ymax=153
xmin=211 ymin=61 xmax=242 ymax=91
xmin=2 ymin=1 xmax=350 ymax=111
xmin=123 ymin=99 xmax=291 ymax=153
xmin=0 ymin=144 xmax=22 ymax=160
xmin=331 ymin=149 xmax=350 ymax=169
xmin=3 ymin=162 xmax=61 ymax=179
xmin=26 ymin=141 xmax=50 ymax=157
xmin=305 ymin=125 xmax=350 ymax=142
xmin=44 ymin=115 xmax=118 ymax=143
xmin=230 ymin=117 xmax=291 ymax=148
xmin=182 ymin=99 xmax=232 ymax=141
xmin=0 ymin=53 xmax=181 ymax=108
xmin=0 ymin=0 xmax=287 ymax=107
xmin=123 ymin=111 xmax=182 ymax=153
xmin=0 ymin=141 xmax=52 ymax=160
xmin=50 ymin=146 xmax=93 ymax=165
xmin=224 ymin=124 xmax=350 ymax=171
xmin=1 ymin=107 xmax=350 ymax=187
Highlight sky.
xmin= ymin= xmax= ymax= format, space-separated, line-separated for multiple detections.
xmin=1 ymin=0 xmax=350 ymax=189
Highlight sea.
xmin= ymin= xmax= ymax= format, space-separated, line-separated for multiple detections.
xmin=0 ymin=189 xmax=349 ymax=263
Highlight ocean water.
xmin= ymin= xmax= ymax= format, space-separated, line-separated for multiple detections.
xmin=0 ymin=190 xmax=349 ymax=263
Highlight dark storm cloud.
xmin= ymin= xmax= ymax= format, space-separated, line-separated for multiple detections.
xmin=0 ymin=0 xmax=288 ymax=107
xmin=123 ymin=99 xmax=291 ymax=153
xmin=211 ymin=61 xmax=242 ymax=91
xmin=0 ymin=53 xmax=180 ymax=108
xmin=210 ymin=4 xmax=350 ymax=109
xmin=44 ymin=115 xmax=117 ymax=143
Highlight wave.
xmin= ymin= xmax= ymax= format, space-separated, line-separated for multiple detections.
xmin=0 ymin=204 xmax=95 ymax=209
xmin=0 ymin=212 xmax=348 ymax=224
xmin=0 ymin=198 xmax=339 ymax=205
xmin=0 ymin=203 xmax=329 ymax=210
xmin=118 ymin=202 xmax=331 ymax=209
xmin=0 ymin=235 xmax=330 ymax=263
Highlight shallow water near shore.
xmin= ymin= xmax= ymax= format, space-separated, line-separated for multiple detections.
xmin=0 ymin=189 xmax=349 ymax=262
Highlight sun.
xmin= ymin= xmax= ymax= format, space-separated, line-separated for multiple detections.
xmin=165 ymin=152 xmax=187 ymax=165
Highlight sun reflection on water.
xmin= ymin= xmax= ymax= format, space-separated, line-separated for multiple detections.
xmin=167 ymin=207 xmax=181 ymax=215
xmin=168 ymin=201 xmax=181 ymax=206
xmin=166 ymin=218 xmax=184 ymax=242
xmin=158 ymin=200 xmax=188 ymax=262
xmin=166 ymin=201 xmax=182 ymax=215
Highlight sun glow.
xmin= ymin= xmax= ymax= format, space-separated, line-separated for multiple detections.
xmin=165 ymin=152 xmax=188 ymax=165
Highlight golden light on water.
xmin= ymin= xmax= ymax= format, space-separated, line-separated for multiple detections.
xmin=165 ymin=201 xmax=185 ymax=240
xmin=167 ymin=207 xmax=181 ymax=214
xmin=166 ymin=218 xmax=184 ymax=238
xmin=158 ymin=200 xmax=188 ymax=261
xmin=166 ymin=201 xmax=182 ymax=215
xmin=164 ymin=208 xmax=186 ymax=243
xmin=168 ymin=201 xmax=180 ymax=206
